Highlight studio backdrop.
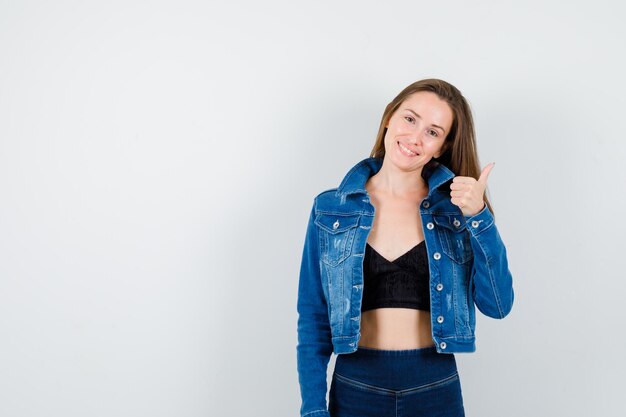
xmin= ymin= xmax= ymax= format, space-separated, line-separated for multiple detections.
xmin=0 ymin=1 xmax=624 ymax=416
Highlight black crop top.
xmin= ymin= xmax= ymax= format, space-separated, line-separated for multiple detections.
xmin=361 ymin=241 xmax=431 ymax=312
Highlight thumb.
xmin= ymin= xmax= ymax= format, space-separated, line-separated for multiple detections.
xmin=478 ymin=162 xmax=495 ymax=185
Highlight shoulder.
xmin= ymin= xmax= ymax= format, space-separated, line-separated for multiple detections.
xmin=312 ymin=188 xmax=340 ymax=210
xmin=314 ymin=188 xmax=337 ymax=199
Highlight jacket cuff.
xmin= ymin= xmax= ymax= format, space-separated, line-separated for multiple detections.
xmin=463 ymin=202 xmax=494 ymax=235
xmin=302 ymin=409 xmax=331 ymax=417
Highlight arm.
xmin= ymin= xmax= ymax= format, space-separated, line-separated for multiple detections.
xmin=296 ymin=201 xmax=333 ymax=417
xmin=464 ymin=203 xmax=515 ymax=319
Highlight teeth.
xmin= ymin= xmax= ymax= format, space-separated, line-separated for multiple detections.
xmin=399 ymin=142 xmax=416 ymax=156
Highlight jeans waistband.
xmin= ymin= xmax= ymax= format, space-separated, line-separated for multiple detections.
xmin=334 ymin=344 xmax=457 ymax=391
xmin=354 ymin=345 xmax=439 ymax=356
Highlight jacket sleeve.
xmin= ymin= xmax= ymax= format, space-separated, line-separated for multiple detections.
xmin=463 ymin=203 xmax=515 ymax=319
xmin=296 ymin=200 xmax=333 ymax=417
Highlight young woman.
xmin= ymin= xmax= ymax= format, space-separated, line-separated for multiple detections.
xmin=296 ymin=79 xmax=515 ymax=417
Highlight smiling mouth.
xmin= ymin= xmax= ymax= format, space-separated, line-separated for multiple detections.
xmin=398 ymin=141 xmax=418 ymax=156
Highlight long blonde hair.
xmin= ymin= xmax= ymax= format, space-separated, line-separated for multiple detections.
xmin=370 ymin=78 xmax=495 ymax=218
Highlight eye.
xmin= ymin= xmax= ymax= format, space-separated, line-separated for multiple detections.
xmin=404 ymin=116 xmax=415 ymax=123
xmin=428 ymin=129 xmax=439 ymax=137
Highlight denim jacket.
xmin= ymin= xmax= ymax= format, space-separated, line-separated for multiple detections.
xmin=296 ymin=156 xmax=514 ymax=417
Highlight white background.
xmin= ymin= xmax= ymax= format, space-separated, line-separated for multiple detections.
xmin=1 ymin=1 xmax=624 ymax=416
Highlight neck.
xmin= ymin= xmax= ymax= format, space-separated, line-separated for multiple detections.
xmin=367 ymin=157 xmax=429 ymax=198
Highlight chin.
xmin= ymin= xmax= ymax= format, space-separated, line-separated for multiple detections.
xmin=390 ymin=154 xmax=422 ymax=171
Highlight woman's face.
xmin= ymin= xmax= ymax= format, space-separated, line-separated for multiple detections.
xmin=383 ymin=91 xmax=453 ymax=170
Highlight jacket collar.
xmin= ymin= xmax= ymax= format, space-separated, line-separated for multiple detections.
xmin=335 ymin=157 xmax=455 ymax=198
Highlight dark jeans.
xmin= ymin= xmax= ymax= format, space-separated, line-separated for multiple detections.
xmin=329 ymin=345 xmax=465 ymax=417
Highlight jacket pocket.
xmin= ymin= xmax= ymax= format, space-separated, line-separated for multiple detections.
xmin=433 ymin=214 xmax=473 ymax=265
xmin=315 ymin=213 xmax=360 ymax=267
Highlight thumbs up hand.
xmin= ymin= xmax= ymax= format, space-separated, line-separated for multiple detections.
xmin=450 ymin=162 xmax=495 ymax=217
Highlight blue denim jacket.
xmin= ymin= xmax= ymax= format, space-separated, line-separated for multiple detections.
xmin=296 ymin=157 xmax=514 ymax=417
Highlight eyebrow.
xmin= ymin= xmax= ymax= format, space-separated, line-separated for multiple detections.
xmin=404 ymin=109 xmax=446 ymax=134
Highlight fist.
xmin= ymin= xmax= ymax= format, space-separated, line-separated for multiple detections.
xmin=449 ymin=162 xmax=495 ymax=217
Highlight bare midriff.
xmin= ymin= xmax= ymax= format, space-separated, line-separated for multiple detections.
xmin=358 ymin=308 xmax=435 ymax=349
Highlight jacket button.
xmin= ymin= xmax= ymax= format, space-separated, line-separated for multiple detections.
xmin=333 ymin=220 xmax=340 ymax=230
xmin=453 ymin=219 xmax=460 ymax=227
xmin=433 ymin=252 xmax=441 ymax=260
xmin=436 ymin=283 xmax=443 ymax=291
xmin=440 ymin=342 xmax=447 ymax=349
xmin=471 ymin=220 xmax=479 ymax=228
xmin=437 ymin=315 xmax=444 ymax=323
xmin=423 ymin=200 xmax=430 ymax=208
xmin=426 ymin=222 xmax=434 ymax=230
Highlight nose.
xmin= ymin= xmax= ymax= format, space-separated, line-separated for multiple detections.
xmin=407 ymin=131 xmax=421 ymax=146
